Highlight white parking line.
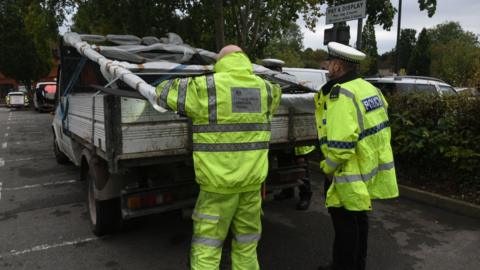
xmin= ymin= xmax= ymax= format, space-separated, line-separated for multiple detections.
xmin=3 ymin=156 xmax=55 ymax=163
xmin=0 ymin=237 xmax=99 ymax=258
xmin=12 ymin=140 xmax=50 ymax=145
xmin=1 ymin=142 xmax=6 ymax=149
xmin=3 ymin=180 xmax=80 ymax=191
xmin=4 ymin=133 xmax=8 ymax=138
xmin=20 ymin=131 xmax=45 ymax=134
xmin=6 ymin=126 xmax=10 ymax=130
xmin=0 ymin=158 xmax=4 ymax=167
xmin=0 ymin=182 xmax=3 ymax=200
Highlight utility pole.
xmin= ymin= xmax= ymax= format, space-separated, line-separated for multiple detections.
xmin=356 ymin=18 xmax=363 ymax=50
xmin=394 ymin=0 xmax=402 ymax=74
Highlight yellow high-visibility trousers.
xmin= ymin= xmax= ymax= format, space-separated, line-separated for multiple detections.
xmin=190 ymin=189 xmax=262 ymax=270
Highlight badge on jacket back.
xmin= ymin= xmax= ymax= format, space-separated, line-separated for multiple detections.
xmin=231 ymin=87 xmax=261 ymax=113
xmin=362 ymin=95 xmax=383 ymax=112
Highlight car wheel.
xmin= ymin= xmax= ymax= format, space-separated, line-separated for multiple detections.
xmin=53 ymin=135 xmax=69 ymax=164
xmin=87 ymin=165 xmax=121 ymax=236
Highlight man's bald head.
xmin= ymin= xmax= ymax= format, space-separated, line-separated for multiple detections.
xmin=217 ymin=45 xmax=243 ymax=60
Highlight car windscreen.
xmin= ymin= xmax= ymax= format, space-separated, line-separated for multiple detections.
xmin=284 ymin=70 xmax=327 ymax=90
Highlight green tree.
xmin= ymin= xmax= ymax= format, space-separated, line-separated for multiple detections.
xmin=214 ymin=0 xmax=324 ymax=57
xmin=263 ymin=22 xmax=304 ymax=67
xmin=429 ymin=21 xmax=478 ymax=46
xmin=430 ymin=40 xmax=480 ymax=86
xmin=398 ymin=28 xmax=417 ymax=71
xmin=72 ymin=1 xmax=185 ymax=38
xmin=428 ymin=22 xmax=480 ymax=86
xmin=301 ymin=48 xmax=328 ymax=69
xmin=0 ymin=0 xmax=64 ymax=88
xmin=408 ymin=28 xmax=431 ymax=76
xmin=71 ymin=0 xmax=437 ymax=60
xmin=378 ymin=49 xmax=395 ymax=72
xmin=360 ymin=20 xmax=378 ymax=75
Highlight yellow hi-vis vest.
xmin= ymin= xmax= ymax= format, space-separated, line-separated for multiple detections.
xmin=295 ymin=145 xmax=316 ymax=156
xmin=156 ymin=52 xmax=281 ymax=194
xmin=315 ymin=77 xmax=399 ymax=211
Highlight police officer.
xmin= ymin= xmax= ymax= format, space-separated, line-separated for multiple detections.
xmin=281 ymin=42 xmax=399 ymax=270
xmin=155 ymin=45 xmax=281 ymax=270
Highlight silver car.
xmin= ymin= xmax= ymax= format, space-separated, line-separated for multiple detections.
xmin=365 ymin=76 xmax=456 ymax=95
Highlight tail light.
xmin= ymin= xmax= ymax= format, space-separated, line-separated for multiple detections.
xmin=126 ymin=192 xmax=175 ymax=210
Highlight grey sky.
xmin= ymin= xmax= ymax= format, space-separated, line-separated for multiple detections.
xmin=301 ymin=0 xmax=480 ymax=54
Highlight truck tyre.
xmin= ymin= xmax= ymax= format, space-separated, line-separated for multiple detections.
xmin=53 ymin=135 xmax=69 ymax=164
xmin=87 ymin=165 xmax=121 ymax=236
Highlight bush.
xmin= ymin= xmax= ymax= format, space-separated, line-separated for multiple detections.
xmin=387 ymin=92 xmax=480 ymax=193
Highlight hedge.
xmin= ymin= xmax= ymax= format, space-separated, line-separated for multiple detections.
xmin=387 ymin=92 xmax=480 ymax=193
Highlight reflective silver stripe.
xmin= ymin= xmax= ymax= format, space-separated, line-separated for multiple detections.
xmin=265 ymin=81 xmax=272 ymax=120
xmin=193 ymin=142 xmax=269 ymax=152
xmin=334 ymin=161 xmax=395 ymax=183
xmin=192 ymin=211 xmax=219 ymax=221
xmin=334 ymin=174 xmax=363 ymax=183
xmin=192 ymin=236 xmax=223 ymax=248
xmin=234 ymin=234 xmax=261 ymax=243
xmin=192 ymin=123 xmax=271 ymax=133
xmin=325 ymin=157 xmax=340 ymax=169
xmin=177 ymin=78 xmax=189 ymax=114
xmin=206 ymin=74 xmax=217 ymax=123
xmin=158 ymin=79 xmax=174 ymax=108
xmin=339 ymin=88 xmax=364 ymax=132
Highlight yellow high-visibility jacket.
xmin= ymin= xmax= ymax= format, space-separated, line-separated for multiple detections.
xmin=156 ymin=52 xmax=281 ymax=194
xmin=295 ymin=145 xmax=316 ymax=156
xmin=315 ymin=74 xmax=398 ymax=211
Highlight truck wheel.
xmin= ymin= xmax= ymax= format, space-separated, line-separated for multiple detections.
xmin=53 ymin=135 xmax=69 ymax=164
xmin=87 ymin=166 xmax=121 ymax=236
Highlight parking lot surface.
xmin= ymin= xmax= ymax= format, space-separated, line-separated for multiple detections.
xmin=1 ymin=107 xmax=479 ymax=270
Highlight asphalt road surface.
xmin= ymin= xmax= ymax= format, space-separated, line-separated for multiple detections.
xmin=1 ymin=107 xmax=479 ymax=270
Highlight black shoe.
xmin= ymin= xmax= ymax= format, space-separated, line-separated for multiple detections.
xmin=296 ymin=198 xmax=311 ymax=210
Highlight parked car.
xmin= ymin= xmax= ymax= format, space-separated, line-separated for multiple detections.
xmin=283 ymin=67 xmax=329 ymax=92
xmin=34 ymin=81 xmax=57 ymax=112
xmin=5 ymin=91 xmax=29 ymax=108
xmin=365 ymin=76 xmax=456 ymax=96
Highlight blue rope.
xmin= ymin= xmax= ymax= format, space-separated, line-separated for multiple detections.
xmin=60 ymin=57 xmax=87 ymax=131
xmin=152 ymin=64 xmax=188 ymax=86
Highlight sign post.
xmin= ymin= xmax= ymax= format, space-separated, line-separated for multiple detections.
xmin=324 ymin=0 xmax=366 ymax=46
xmin=326 ymin=0 xmax=366 ymax=25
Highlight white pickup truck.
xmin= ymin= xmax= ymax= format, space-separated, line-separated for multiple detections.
xmin=52 ymin=33 xmax=318 ymax=236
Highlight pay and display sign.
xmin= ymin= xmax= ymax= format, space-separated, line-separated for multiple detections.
xmin=326 ymin=0 xmax=366 ymax=24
